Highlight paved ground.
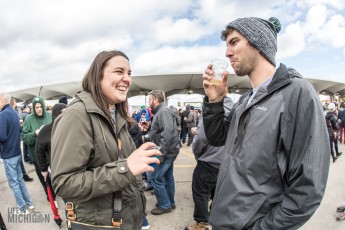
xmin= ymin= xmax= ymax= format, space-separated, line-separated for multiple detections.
xmin=1 ymin=143 xmax=344 ymax=230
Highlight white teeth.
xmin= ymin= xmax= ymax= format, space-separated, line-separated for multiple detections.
xmin=117 ymin=86 xmax=127 ymax=91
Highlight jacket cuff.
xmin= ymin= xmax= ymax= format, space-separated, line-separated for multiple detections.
xmin=203 ymin=96 xmax=225 ymax=114
xmin=113 ymin=159 xmax=136 ymax=187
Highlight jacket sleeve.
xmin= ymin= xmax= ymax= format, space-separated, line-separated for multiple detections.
xmin=51 ymin=108 xmax=136 ymax=202
xmin=156 ymin=109 xmax=176 ymax=157
xmin=252 ymin=83 xmax=330 ymax=229
xmin=22 ymin=117 xmax=37 ymax=146
xmin=202 ymin=96 xmax=231 ymax=146
xmin=0 ymin=114 xmax=8 ymax=142
xmin=192 ymin=118 xmax=207 ymax=160
xmin=35 ymin=127 xmax=48 ymax=172
xmin=330 ymin=116 xmax=338 ymax=131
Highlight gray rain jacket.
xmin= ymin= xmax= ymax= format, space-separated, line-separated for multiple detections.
xmin=203 ymin=64 xmax=330 ymax=230
xmin=192 ymin=97 xmax=234 ymax=168
xmin=150 ymin=103 xmax=180 ymax=159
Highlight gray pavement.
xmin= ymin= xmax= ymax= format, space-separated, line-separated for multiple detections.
xmin=1 ymin=143 xmax=344 ymax=230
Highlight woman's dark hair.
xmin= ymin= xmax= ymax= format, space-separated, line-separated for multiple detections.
xmin=340 ymin=101 xmax=345 ymax=108
xmin=82 ymin=50 xmax=133 ymax=128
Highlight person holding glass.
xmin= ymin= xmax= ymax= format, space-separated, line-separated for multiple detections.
xmin=51 ymin=50 xmax=161 ymax=229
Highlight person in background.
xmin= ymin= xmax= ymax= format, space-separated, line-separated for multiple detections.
xmin=326 ymin=102 xmax=342 ymax=162
xmin=180 ymin=104 xmax=190 ymax=144
xmin=35 ymin=102 xmax=67 ymax=206
xmin=186 ymin=105 xmax=198 ymax=146
xmin=58 ymin=96 xmax=68 ymax=105
xmin=0 ymin=92 xmax=34 ymax=214
xmin=128 ymin=108 xmax=151 ymax=230
xmin=22 ymin=97 xmax=52 ymax=196
xmin=202 ymin=16 xmax=329 ymax=229
xmin=142 ymin=90 xmax=180 ymax=215
xmin=338 ymin=101 xmax=345 ymax=144
xmin=185 ymin=95 xmax=233 ymax=230
xmin=51 ymin=50 xmax=160 ymax=229
xmin=10 ymin=98 xmax=33 ymax=182
xmin=20 ymin=105 xmax=33 ymax=164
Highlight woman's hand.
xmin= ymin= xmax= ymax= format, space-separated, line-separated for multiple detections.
xmin=126 ymin=142 xmax=161 ymax=176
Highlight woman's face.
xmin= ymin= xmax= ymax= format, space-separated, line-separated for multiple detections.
xmin=100 ymin=56 xmax=131 ymax=107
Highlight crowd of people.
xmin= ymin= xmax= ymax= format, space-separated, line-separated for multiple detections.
xmin=0 ymin=15 xmax=344 ymax=230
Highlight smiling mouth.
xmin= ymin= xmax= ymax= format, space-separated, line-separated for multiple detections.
xmin=116 ymin=86 xmax=128 ymax=92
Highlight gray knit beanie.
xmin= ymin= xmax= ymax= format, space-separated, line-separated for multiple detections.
xmin=224 ymin=17 xmax=281 ymax=66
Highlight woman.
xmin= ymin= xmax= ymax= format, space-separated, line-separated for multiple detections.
xmin=51 ymin=50 xmax=160 ymax=229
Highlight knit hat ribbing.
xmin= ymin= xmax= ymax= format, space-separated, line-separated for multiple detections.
xmin=226 ymin=17 xmax=281 ymax=66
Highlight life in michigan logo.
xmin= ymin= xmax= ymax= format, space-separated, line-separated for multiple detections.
xmin=7 ymin=208 xmax=50 ymax=224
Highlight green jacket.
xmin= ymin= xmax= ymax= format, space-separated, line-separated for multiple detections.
xmin=51 ymin=91 xmax=145 ymax=229
xmin=22 ymin=97 xmax=52 ymax=161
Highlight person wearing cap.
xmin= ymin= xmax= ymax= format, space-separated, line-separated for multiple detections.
xmin=325 ymin=102 xmax=342 ymax=162
xmin=202 ymin=17 xmax=329 ymax=229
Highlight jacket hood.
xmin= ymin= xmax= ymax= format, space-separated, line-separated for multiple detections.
xmin=267 ymin=64 xmax=301 ymax=93
xmin=52 ymin=103 xmax=66 ymax=121
xmin=32 ymin=96 xmax=47 ymax=117
xmin=326 ymin=111 xmax=335 ymax=119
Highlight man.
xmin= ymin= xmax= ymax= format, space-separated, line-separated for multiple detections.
xmin=202 ymin=17 xmax=329 ymax=229
xmin=186 ymin=96 xmax=233 ymax=230
xmin=20 ymin=105 xmax=32 ymax=164
xmin=180 ymin=104 xmax=190 ymax=144
xmin=22 ymin=96 xmax=52 ymax=197
xmin=144 ymin=90 xmax=180 ymax=215
xmin=9 ymin=100 xmax=34 ymax=182
xmin=326 ymin=102 xmax=342 ymax=162
xmin=338 ymin=102 xmax=345 ymax=144
xmin=186 ymin=105 xmax=198 ymax=146
xmin=0 ymin=92 xmax=34 ymax=214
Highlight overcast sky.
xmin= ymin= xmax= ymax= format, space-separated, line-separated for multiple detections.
xmin=1 ymin=0 xmax=344 ymax=93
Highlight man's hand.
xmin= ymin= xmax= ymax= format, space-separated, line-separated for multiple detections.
xmin=203 ymin=63 xmax=228 ymax=102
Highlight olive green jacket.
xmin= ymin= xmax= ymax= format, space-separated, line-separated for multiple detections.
xmin=51 ymin=91 xmax=145 ymax=229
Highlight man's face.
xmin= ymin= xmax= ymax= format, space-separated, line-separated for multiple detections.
xmin=34 ymin=103 xmax=43 ymax=117
xmin=148 ymin=95 xmax=157 ymax=109
xmin=24 ymin=107 xmax=31 ymax=113
xmin=225 ymin=30 xmax=259 ymax=76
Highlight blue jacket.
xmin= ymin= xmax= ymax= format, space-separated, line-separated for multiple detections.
xmin=0 ymin=104 xmax=21 ymax=159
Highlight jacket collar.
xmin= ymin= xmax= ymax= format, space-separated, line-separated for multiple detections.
xmin=152 ymin=103 xmax=164 ymax=114
xmin=267 ymin=63 xmax=302 ymax=93
xmin=1 ymin=104 xmax=10 ymax=112
xmin=76 ymin=91 xmax=128 ymax=132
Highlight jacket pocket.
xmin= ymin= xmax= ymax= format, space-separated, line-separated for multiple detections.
xmin=237 ymin=194 xmax=266 ymax=229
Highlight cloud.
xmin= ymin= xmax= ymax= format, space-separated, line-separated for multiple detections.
xmin=277 ymin=22 xmax=305 ymax=59
xmin=133 ymin=43 xmax=226 ymax=74
xmin=1 ymin=0 xmax=345 ymax=92
xmin=153 ymin=18 xmax=209 ymax=44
